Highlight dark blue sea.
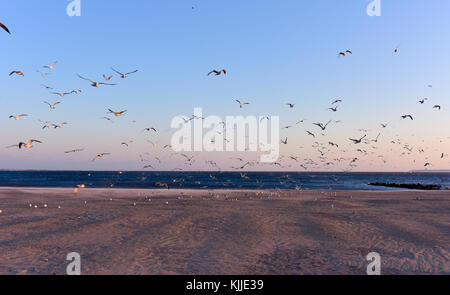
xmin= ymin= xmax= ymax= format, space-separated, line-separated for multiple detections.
xmin=0 ymin=171 xmax=450 ymax=190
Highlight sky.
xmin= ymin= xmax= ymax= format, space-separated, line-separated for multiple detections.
xmin=0 ymin=0 xmax=449 ymax=171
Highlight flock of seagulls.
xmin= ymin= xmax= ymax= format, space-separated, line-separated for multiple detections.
xmin=2 ymin=18 xmax=449 ymax=182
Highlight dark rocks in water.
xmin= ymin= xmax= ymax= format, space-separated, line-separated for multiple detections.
xmin=368 ymin=182 xmax=442 ymax=190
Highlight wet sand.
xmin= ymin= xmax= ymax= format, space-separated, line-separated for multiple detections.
xmin=0 ymin=187 xmax=449 ymax=275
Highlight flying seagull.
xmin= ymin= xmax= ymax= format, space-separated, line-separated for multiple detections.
xmin=108 ymin=109 xmax=127 ymax=117
xmin=143 ymin=127 xmax=157 ymax=133
xmin=0 ymin=22 xmax=10 ymax=34
xmin=92 ymin=153 xmax=111 ymax=162
xmin=401 ymin=115 xmax=414 ymax=120
xmin=43 ymin=62 xmax=57 ymax=70
xmin=208 ymin=69 xmax=226 ymax=76
xmin=44 ymin=101 xmax=60 ymax=110
xmin=51 ymin=91 xmax=72 ymax=97
xmin=339 ymin=50 xmax=352 ymax=57
xmin=349 ymin=135 xmax=367 ymax=144
xmin=235 ymin=100 xmax=250 ymax=108
xmin=78 ymin=74 xmax=116 ymax=87
xmin=9 ymin=114 xmax=28 ymax=120
xmin=65 ymin=149 xmax=84 ymax=154
xmin=313 ymin=120 xmax=332 ymax=131
xmin=7 ymin=140 xmax=42 ymax=149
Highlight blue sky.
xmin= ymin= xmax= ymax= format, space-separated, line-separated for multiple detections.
xmin=1 ymin=0 xmax=449 ymax=171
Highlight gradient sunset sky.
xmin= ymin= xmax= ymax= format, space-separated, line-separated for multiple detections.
xmin=1 ymin=0 xmax=449 ymax=171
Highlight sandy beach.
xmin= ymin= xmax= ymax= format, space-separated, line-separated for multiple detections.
xmin=0 ymin=187 xmax=448 ymax=275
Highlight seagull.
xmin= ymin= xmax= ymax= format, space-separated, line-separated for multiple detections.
xmin=339 ymin=50 xmax=352 ymax=57
xmin=313 ymin=120 xmax=332 ymax=131
xmin=371 ymin=133 xmax=381 ymax=143
xmin=78 ymin=74 xmax=116 ymax=87
xmin=37 ymin=70 xmax=50 ymax=77
xmin=306 ymin=131 xmax=315 ymax=138
xmin=208 ymin=69 xmax=226 ymax=76
xmin=381 ymin=123 xmax=388 ymax=128
xmin=401 ymin=115 xmax=414 ymax=120
xmin=44 ymin=101 xmax=60 ymax=110
xmin=0 ymin=22 xmax=10 ymax=34
xmin=394 ymin=45 xmax=400 ymax=54
xmin=260 ymin=116 xmax=270 ymax=122
xmin=71 ymin=89 xmax=82 ymax=94
xmin=286 ymin=103 xmax=296 ymax=108
xmin=433 ymin=105 xmax=441 ymax=110
xmin=235 ymin=100 xmax=250 ymax=108
xmin=332 ymin=99 xmax=342 ymax=104
xmin=73 ymin=183 xmax=86 ymax=196
xmin=418 ymin=98 xmax=428 ymax=104
xmin=111 ymin=68 xmax=138 ymax=78
xmin=43 ymin=62 xmax=57 ymax=70
xmin=7 ymin=140 xmax=42 ymax=149
xmin=143 ymin=127 xmax=157 ymax=133
xmin=349 ymin=135 xmax=367 ymax=144
xmin=9 ymin=71 xmax=24 ymax=76
xmin=328 ymin=107 xmax=338 ymax=112
xmin=92 ymin=153 xmax=110 ymax=162
xmin=9 ymin=114 xmax=28 ymax=120
xmin=41 ymin=84 xmax=53 ymax=89
xmin=103 ymin=74 xmax=113 ymax=81
xmin=65 ymin=149 xmax=84 ymax=154
xmin=281 ymin=138 xmax=288 ymax=145
xmin=108 ymin=109 xmax=127 ymax=117
xmin=328 ymin=141 xmax=339 ymax=148
xmin=55 ymin=122 xmax=68 ymax=129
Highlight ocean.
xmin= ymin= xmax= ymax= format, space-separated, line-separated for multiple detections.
xmin=0 ymin=171 xmax=449 ymax=190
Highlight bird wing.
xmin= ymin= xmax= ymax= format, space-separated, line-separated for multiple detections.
xmin=125 ymin=70 xmax=138 ymax=75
